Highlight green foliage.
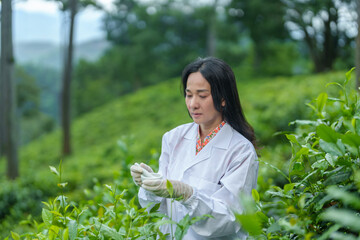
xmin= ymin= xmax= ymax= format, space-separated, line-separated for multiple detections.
xmin=0 ymin=177 xmax=57 ymax=236
xmin=260 ymin=41 xmax=300 ymax=76
xmin=239 ymin=71 xmax=344 ymax=144
xmin=238 ymin=68 xmax=360 ymax=239
xmin=227 ymin=0 xmax=300 ymax=77
xmin=7 ymin=147 xmax=207 ymax=240
xmin=74 ymin=0 xmax=212 ymax=116
xmin=283 ymin=0 xmax=356 ymax=72
xmin=15 ymin=65 xmax=56 ymax=145
xmin=7 ymin=163 xmax=164 ymax=239
xmin=20 ymin=63 xmax=61 ymax=121
xmin=75 ymin=0 xmax=303 ymax=117
xmin=0 ymin=71 xmax=345 ymax=237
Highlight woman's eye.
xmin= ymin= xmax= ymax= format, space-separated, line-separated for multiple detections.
xmin=186 ymin=95 xmax=192 ymax=98
xmin=199 ymin=95 xmax=206 ymax=99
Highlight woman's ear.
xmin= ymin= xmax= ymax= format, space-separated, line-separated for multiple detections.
xmin=221 ymin=99 xmax=226 ymax=107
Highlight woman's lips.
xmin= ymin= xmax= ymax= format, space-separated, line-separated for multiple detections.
xmin=192 ymin=113 xmax=202 ymax=118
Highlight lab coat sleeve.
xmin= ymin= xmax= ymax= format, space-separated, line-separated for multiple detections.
xmin=138 ymin=132 xmax=171 ymax=211
xmin=182 ymin=145 xmax=259 ymax=238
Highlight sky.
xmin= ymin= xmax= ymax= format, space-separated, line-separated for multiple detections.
xmin=13 ymin=0 xmax=115 ymax=44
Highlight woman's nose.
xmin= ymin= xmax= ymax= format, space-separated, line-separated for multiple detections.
xmin=189 ymin=97 xmax=199 ymax=109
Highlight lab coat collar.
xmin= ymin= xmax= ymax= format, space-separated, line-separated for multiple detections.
xmin=184 ymin=122 xmax=233 ymax=150
xmin=184 ymin=122 xmax=198 ymax=140
xmin=181 ymin=122 xmax=233 ymax=174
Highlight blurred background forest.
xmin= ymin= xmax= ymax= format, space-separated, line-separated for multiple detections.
xmin=0 ymin=0 xmax=359 ymax=237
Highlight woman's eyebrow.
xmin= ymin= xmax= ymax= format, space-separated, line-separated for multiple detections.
xmin=197 ymin=89 xmax=210 ymax=93
xmin=185 ymin=89 xmax=209 ymax=93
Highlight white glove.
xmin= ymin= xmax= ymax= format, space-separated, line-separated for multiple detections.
xmin=142 ymin=179 xmax=193 ymax=201
xmin=130 ymin=163 xmax=154 ymax=186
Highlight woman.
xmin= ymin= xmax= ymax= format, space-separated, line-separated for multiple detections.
xmin=130 ymin=57 xmax=259 ymax=239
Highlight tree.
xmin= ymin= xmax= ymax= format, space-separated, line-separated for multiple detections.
xmin=0 ymin=0 xmax=19 ymax=179
xmin=100 ymin=0 xmax=209 ymax=87
xmin=356 ymin=0 xmax=360 ymax=91
xmin=50 ymin=0 xmax=98 ymax=156
xmin=73 ymin=0 xmax=244 ymax=116
xmin=61 ymin=0 xmax=77 ymax=156
xmin=228 ymin=0 xmax=289 ymax=74
xmin=283 ymin=0 xmax=356 ymax=72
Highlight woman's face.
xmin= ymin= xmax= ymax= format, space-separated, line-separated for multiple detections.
xmin=185 ymin=72 xmax=224 ymax=133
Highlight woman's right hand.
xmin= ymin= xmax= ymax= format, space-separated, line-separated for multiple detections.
xmin=130 ymin=163 xmax=154 ymax=186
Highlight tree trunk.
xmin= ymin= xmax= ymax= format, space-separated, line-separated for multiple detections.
xmin=61 ymin=0 xmax=77 ymax=156
xmin=206 ymin=0 xmax=218 ymax=57
xmin=356 ymin=0 xmax=360 ymax=92
xmin=322 ymin=5 xmax=338 ymax=72
xmin=0 ymin=0 xmax=19 ymax=179
xmin=206 ymin=14 xmax=216 ymax=56
xmin=300 ymin=23 xmax=324 ymax=72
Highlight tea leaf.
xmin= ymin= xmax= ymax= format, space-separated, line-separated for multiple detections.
xmin=316 ymin=92 xmax=328 ymax=113
xmin=49 ymin=225 xmax=60 ymax=240
xmin=341 ymin=133 xmax=360 ymax=156
xmin=286 ymin=134 xmax=300 ymax=146
xmin=289 ymin=120 xmax=318 ymax=126
xmin=317 ymin=224 xmax=341 ymax=240
xmin=150 ymin=203 xmax=161 ymax=213
xmin=255 ymin=211 xmax=268 ymax=223
xmin=284 ymin=183 xmax=296 ymax=193
xmin=63 ymin=228 xmax=69 ymax=240
xmin=56 ymin=195 xmax=68 ymax=208
xmin=166 ymin=180 xmax=174 ymax=198
xmin=316 ymin=124 xmax=340 ymax=143
xmin=252 ymin=189 xmax=260 ymax=203
xmin=42 ymin=208 xmax=53 ymax=226
xmin=95 ymin=220 xmax=124 ymax=240
xmin=306 ymin=102 xmax=317 ymax=112
xmin=267 ymin=222 xmax=281 ymax=233
xmin=326 ymin=186 xmax=360 ymax=209
xmin=324 ymin=168 xmax=352 ymax=186
xmin=10 ymin=232 xmax=20 ymax=240
xmin=175 ymin=214 xmax=190 ymax=240
xmin=236 ymin=213 xmax=262 ymax=236
xmin=311 ymin=159 xmax=329 ymax=171
xmin=104 ymin=184 xmax=113 ymax=192
xmin=326 ymin=82 xmax=343 ymax=89
xmin=261 ymin=160 xmax=289 ymax=182
xmin=290 ymin=162 xmax=305 ymax=176
xmin=49 ymin=166 xmax=59 ymax=176
xmin=319 ymin=140 xmax=344 ymax=156
xmin=325 ymin=153 xmax=336 ymax=167
xmin=320 ymin=209 xmax=360 ymax=231
xmin=267 ymin=191 xmax=292 ymax=199
xmin=344 ymin=67 xmax=355 ymax=86
xmin=68 ymin=220 xmax=78 ymax=240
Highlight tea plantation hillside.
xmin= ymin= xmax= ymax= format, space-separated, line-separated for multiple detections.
xmin=0 ymin=71 xmax=347 ymax=237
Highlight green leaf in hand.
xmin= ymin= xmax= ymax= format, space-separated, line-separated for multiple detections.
xmin=166 ymin=180 xmax=174 ymax=198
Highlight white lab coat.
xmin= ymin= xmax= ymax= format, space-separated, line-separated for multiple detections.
xmin=138 ymin=122 xmax=259 ymax=239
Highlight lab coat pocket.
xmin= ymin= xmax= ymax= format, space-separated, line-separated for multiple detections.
xmin=187 ymin=175 xmax=221 ymax=197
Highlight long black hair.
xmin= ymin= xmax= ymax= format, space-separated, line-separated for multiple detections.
xmin=181 ymin=57 xmax=257 ymax=148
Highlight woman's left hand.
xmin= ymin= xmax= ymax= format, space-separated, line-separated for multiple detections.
xmin=142 ymin=179 xmax=193 ymax=201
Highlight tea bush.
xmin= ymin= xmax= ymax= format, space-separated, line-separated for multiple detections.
xmin=6 ymin=161 xmax=207 ymax=240
xmin=237 ymin=68 xmax=360 ymax=239
xmin=0 ymin=177 xmax=57 ymax=236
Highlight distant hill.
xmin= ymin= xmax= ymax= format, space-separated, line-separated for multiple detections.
xmin=15 ymin=39 xmax=112 ymax=69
